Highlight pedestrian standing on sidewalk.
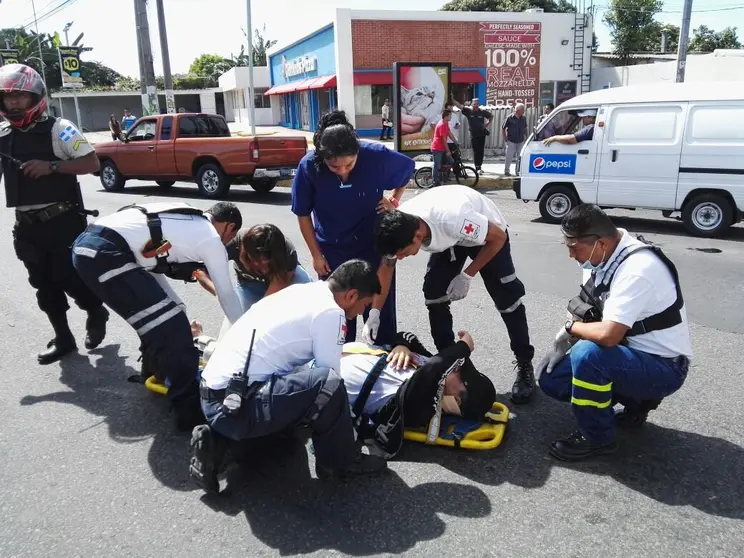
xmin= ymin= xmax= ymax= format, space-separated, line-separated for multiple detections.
xmin=379 ymin=99 xmax=393 ymax=141
xmin=430 ymin=109 xmax=454 ymax=187
xmin=451 ymin=96 xmax=492 ymax=175
xmin=502 ymin=103 xmax=527 ymax=177
xmin=291 ymin=110 xmax=415 ymax=346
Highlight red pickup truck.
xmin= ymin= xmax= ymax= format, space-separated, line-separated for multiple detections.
xmin=94 ymin=113 xmax=307 ymax=198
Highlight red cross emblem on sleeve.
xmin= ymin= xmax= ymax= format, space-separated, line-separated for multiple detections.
xmin=460 ymin=219 xmax=480 ymax=239
xmin=338 ymin=316 xmax=348 ymax=344
xmin=464 ymin=223 xmax=474 ymax=235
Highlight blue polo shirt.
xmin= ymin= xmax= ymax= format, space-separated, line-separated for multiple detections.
xmin=291 ymin=141 xmax=415 ymax=248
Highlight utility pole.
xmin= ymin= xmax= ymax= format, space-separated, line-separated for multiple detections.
xmin=675 ymin=0 xmax=694 ymax=82
xmin=247 ymin=0 xmax=256 ymax=135
xmin=155 ymin=0 xmax=176 ymax=113
xmin=30 ymin=0 xmax=47 ymax=94
xmin=134 ymin=0 xmax=160 ymax=115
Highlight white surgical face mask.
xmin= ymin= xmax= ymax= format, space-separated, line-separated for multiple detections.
xmin=579 ymin=240 xmax=605 ymax=271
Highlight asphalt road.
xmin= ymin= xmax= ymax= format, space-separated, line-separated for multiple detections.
xmin=1 ymin=177 xmax=743 ymax=558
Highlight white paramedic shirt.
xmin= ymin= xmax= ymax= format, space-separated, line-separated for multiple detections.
xmin=340 ymin=342 xmax=430 ymax=414
xmin=201 ymin=281 xmax=346 ymax=390
xmin=585 ymin=229 xmax=693 ymax=360
xmin=398 ymin=184 xmax=508 ymax=253
xmin=93 ymin=202 xmax=242 ymax=324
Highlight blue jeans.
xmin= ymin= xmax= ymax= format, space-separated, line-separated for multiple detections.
xmin=235 ymin=265 xmax=313 ymax=314
xmin=432 ymin=150 xmax=446 ymax=186
xmin=201 ymin=366 xmax=357 ymax=470
xmin=539 ymin=340 xmax=689 ymax=444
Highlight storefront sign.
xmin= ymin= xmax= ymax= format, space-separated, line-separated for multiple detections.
xmin=480 ymin=22 xmax=541 ymax=108
xmin=540 ymin=82 xmax=555 ymax=106
xmin=282 ymin=55 xmax=317 ymax=79
xmin=393 ymin=62 xmax=451 ymax=154
xmin=556 ymin=80 xmax=577 ymax=105
xmin=58 ymin=47 xmax=84 ymax=88
xmin=0 ymin=49 xmax=19 ymax=67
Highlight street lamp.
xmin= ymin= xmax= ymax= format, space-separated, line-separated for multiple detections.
xmin=63 ymin=21 xmax=74 ymax=46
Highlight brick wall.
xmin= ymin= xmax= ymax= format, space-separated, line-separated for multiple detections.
xmin=352 ymin=20 xmax=484 ymax=69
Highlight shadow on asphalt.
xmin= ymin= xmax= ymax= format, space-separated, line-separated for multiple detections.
xmin=18 ymin=345 xmax=197 ymax=492
xmin=93 ymin=183 xmax=293 ymax=206
xmin=200 ymin=437 xmax=492 ymax=555
xmin=532 ymin=214 xmax=744 ymax=243
xmin=400 ymin=391 xmax=744 ymax=522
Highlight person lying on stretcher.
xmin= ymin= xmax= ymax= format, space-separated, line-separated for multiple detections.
xmin=341 ymin=330 xmax=496 ymax=459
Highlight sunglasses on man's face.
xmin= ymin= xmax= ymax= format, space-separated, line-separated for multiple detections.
xmin=560 ymin=234 xmax=599 ymax=247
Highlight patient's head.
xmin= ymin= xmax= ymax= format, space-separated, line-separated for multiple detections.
xmin=443 ymin=361 xmax=495 ymax=420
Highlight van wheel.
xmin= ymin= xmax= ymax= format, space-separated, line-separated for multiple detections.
xmin=682 ymin=194 xmax=733 ymax=238
xmin=196 ymin=163 xmax=231 ymax=199
xmin=100 ymin=160 xmax=126 ymax=191
xmin=539 ymin=185 xmax=578 ymax=224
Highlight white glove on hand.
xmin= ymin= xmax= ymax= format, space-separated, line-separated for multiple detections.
xmin=446 ymin=272 xmax=473 ymax=302
xmin=362 ymin=309 xmax=381 ymax=344
xmin=536 ymin=327 xmax=574 ymax=376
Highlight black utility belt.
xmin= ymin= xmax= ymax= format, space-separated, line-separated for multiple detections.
xmin=15 ymin=201 xmax=76 ymax=224
xmin=199 ymin=379 xmax=264 ymax=401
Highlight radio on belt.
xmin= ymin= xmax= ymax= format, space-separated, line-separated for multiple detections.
xmin=222 ymin=329 xmax=257 ymax=415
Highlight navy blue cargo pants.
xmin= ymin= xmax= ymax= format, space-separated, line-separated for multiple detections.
xmin=201 ymin=366 xmax=358 ymax=471
xmin=71 ymin=225 xmax=199 ymax=405
xmin=423 ymin=233 xmax=534 ymax=360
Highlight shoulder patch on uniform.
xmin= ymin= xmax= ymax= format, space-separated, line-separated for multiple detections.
xmin=72 ymin=137 xmax=89 ymax=151
xmin=58 ymin=124 xmax=79 ymax=143
xmin=460 ymin=219 xmax=480 ymax=239
xmin=338 ymin=315 xmax=347 ymax=345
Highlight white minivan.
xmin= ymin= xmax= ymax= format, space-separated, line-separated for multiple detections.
xmin=514 ymin=81 xmax=744 ymax=237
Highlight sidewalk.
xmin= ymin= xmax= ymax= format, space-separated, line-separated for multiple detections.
xmin=84 ymin=123 xmax=517 ymax=191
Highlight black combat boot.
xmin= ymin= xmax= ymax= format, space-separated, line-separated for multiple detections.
xmin=315 ymin=451 xmax=388 ymax=480
xmin=84 ymin=306 xmax=109 ymax=350
xmin=38 ymin=313 xmax=77 ymax=365
xmin=615 ymin=398 xmax=662 ymax=429
xmin=189 ymin=424 xmax=229 ymax=495
xmin=511 ymin=358 xmax=535 ymax=404
xmin=549 ymin=430 xmax=618 ymax=462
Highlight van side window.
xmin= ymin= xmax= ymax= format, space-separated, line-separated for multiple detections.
xmin=688 ymin=106 xmax=744 ymax=144
xmin=608 ymin=106 xmax=682 ymax=144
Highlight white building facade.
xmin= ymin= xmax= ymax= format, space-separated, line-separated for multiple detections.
xmin=218 ymin=66 xmax=280 ymax=126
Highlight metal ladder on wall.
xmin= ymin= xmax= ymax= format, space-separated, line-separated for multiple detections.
xmin=571 ymin=1 xmax=592 ymax=94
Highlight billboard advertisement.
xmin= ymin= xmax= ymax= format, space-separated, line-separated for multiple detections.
xmin=0 ymin=49 xmax=19 ymax=67
xmin=556 ymin=80 xmax=577 ymax=105
xmin=58 ymin=46 xmax=84 ymax=88
xmin=480 ymin=22 xmax=541 ymax=109
xmin=393 ymin=62 xmax=451 ymax=154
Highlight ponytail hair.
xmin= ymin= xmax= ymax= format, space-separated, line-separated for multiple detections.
xmin=313 ymin=109 xmax=360 ymax=172
xmin=240 ymin=224 xmax=292 ymax=280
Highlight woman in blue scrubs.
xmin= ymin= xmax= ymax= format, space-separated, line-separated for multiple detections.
xmin=291 ymin=110 xmax=415 ymax=346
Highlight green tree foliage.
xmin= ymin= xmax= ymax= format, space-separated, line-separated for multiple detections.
xmin=0 ymin=27 xmax=121 ymax=91
xmin=603 ymin=0 xmax=663 ymax=62
xmin=689 ymin=25 xmax=741 ymax=52
xmin=188 ymin=53 xmax=234 ymax=87
xmin=441 ymin=0 xmax=575 ymax=11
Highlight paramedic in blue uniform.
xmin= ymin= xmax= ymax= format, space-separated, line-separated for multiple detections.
xmin=538 ymin=204 xmax=693 ymax=461
xmin=373 ymin=185 xmax=536 ymax=404
xmin=71 ymin=202 xmax=244 ymax=431
xmin=190 ymin=260 xmax=387 ymax=494
xmin=291 ymin=110 xmax=415 ymax=346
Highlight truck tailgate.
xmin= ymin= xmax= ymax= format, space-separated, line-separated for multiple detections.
xmin=256 ymin=137 xmax=307 ymax=167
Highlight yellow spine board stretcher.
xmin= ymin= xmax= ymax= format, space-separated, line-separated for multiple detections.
xmin=403 ymin=402 xmax=510 ymax=450
xmin=145 ymin=375 xmax=169 ymax=396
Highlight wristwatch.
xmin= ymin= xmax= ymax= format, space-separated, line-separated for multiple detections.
xmin=564 ymin=319 xmax=575 ymax=334
xmin=49 ymin=161 xmax=59 ymax=173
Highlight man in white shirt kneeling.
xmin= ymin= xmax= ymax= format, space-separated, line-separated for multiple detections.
xmin=191 ymin=259 xmax=387 ymax=494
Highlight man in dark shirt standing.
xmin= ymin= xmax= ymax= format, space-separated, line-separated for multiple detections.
xmin=502 ymin=103 xmax=527 ymax=176
xmin=451 ymin=96 xmax=492 ymax=174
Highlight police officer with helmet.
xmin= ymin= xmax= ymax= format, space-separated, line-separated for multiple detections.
xmin=71 ymin=201 xmax=243 ymax=431
xmin=0 ymin=63 xmax=109 ymax=364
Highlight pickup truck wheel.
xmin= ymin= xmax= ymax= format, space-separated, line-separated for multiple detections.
xmin=196 ymin=163 xmax=231 ymax=198
xmin=157 ymin=180 xmax=175 ymax=189
xmin=100 ymin=160 xmax=126 ymax=192
xmin=682 ymin=194 xmax=733 ymax=238
xmin=250 ymin=178 xmax=278 ymax=194
xmin=539 ymin=185 xmax=578 ymax=224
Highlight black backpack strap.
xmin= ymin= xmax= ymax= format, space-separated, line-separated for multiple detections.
xmin=626 ymin=245 xmax=684 ymax=336
xmin=352 ymin=354 xmax=389 ymax=427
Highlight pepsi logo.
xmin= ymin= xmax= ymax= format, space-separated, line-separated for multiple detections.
xmin=532 ymin=157 xmax=545 ymax=170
